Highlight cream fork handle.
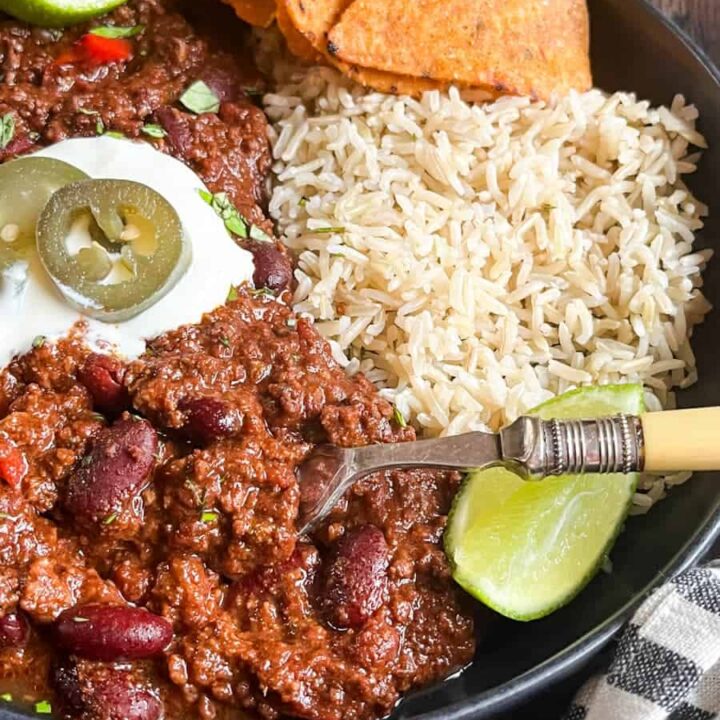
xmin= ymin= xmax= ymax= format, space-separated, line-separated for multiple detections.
xmin=642 ymin=407 xmax=720 ymax=472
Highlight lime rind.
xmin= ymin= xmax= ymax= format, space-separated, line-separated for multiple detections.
xmin=0 ymin=0 xmax=127 ymax=27
xmin=445 ymin=383 xmax=644 ymax=621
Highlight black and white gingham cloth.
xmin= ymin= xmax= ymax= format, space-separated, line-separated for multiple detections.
xmin=565 ymin=564 xmax=720 ymax=720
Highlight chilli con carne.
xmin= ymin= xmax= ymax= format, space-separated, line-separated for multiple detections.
xmin=0 ymin=2 xmax=477 ymax=719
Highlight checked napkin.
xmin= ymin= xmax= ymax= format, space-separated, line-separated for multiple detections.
xmin=565 ymin=564 xmax=720 ymax=720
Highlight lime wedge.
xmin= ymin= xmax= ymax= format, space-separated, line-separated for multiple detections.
xmin=0 ymin=0 xmax=127 ymax=27
xmin=444 ymin=383 xmax=644 ymax=621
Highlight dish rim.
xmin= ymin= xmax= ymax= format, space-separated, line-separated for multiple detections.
xmin=0 ymin=2 xmax=719 ymax=720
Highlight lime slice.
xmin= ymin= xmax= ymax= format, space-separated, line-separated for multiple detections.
xmin=444 ymin=383 xmax=644 ymax=621
xmin=0 ymin=0 xmax=127 ymax=27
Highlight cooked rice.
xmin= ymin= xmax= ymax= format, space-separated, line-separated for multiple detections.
xmin=262 ymin=55 xmax=712 ymax=509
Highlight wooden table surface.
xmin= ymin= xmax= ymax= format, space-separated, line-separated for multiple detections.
xmin=649 ymin=0 xmax=720 ymax=63
xmin=501 ymin=4 xmax=719 ymax=719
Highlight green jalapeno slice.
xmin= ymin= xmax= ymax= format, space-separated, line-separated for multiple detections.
xmin=36 ymin=179 xmax=190 ymax=322
xmin=0 ymin=157 xmax=89 ymax=271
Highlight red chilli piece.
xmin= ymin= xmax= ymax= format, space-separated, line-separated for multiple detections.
xmin=56 ymin=34 xmax=133 ymax=66
xmin=0 ymin=437 xmax=27 ymax=489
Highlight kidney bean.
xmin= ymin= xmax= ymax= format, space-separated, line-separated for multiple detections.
xmin=0 ymin=611 xmax=29 ymax=648
xmin=200 ymin=66 xmax=242 ymax=103
xmin=65 ymin=415 xmax=158 ymax=523
xmin=78 ymin=353 xmax=129 ymax=414
xmin=155 ymin=106 xmax=192 ymax=156
xmin=246 ymin=240 xmax=293 ymax=293
xmin=179 ymin=397 xmax=242 ymax=444
xmin=55 ymin=604 xmax=172 ymax=661
xmin=53 ymin=658 xmax=163 ymax=720
xmin=321 ymin=525 xmax=390 ymax=629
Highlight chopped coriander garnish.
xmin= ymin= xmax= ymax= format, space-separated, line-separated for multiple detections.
xmin=141 ymin=123 xmax=167 ymax=139
xmin=35 ymin=700 xmax=52 ymax=715
xmin=249 ymin=224 xmax=272 ymax=243
xmin=78 ymin=108 xmax=99 ymax=116
xmin=0 ymin=693 xmax=11 ymax=702
xmin=298 ymin=196 xmax=309 ymax=207
xmin=313 ymin=226 xmax=345 ymax=234
xmin=251 ymin=287 xmax=275 ymax=298
xmin=32 ymin=335 xmax=46 ymax=349
xmin=89 ymin=24 xmax=145 ymax=39
xmin=95 ymin=118 xmax=105 ymax=135
xmin=180 ymin=81 xmax=220 ymax=115
xmin=0 ymin=114 xmax=15 ymax=150
xmin=393 ymin=406 xmax=407 ymax=428
xmin=219 ymin=336 xmax=231 ymax=349
xmin=198 ymin=190 xmax=248 ymax=238
xmin=227 ymin=286 xmax=239 ymax=302
xmin=201 ymin=510 xmax=218 ymax=523
xmin=102 ymin=512 xmax=118 ymax=525
xmin=103 ymin=131 xmax=125 ymax=139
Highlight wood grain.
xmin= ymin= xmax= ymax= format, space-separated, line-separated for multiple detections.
xmin=649 ymin=0 xmax=720 ymax=63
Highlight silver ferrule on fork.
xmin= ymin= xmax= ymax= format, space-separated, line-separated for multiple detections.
xmin=500 ymin=415 xmax=645 ymax=480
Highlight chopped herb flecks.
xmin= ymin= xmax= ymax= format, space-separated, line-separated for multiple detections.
xmin=35 ymin=700 xmax=52 ymax=715
xmin=250 ymin=224 xmax=272 ymax=243
xmin=90 ymin=24 xmax=145 ymax=39
xmin=180 ymin=81 xmax=220 ymax=115
xmin=141 ymin=123 xmax=167 ymax=139
xmin=0 ymin=693 xmax=11 ymax=702
xmin=201 ymin=510 xmax=218 ymax=523
xmin=198 ymin=190 xmax=249 ymax=238
xmin=299 ymin=196 xmax=309 ymax=207
xmin=251 ymin=287 xmax=275 ymax=299
xmin=393 ymin=406 xmax=407 ymax=428
xmin=103 ymin=131 xmax=125 ymax=139
xmin=313 ymin=227 xmax=346 ymax=234
xmin=102 ymin=512 xmax=118 ymax=526
xmin=219 ymin=336 xmax=231 ymax=349
xmin=32 ymin=335 xmax=46 ymax=349
xmin=95 ymin=119 xmax=105 ymax=135
xmin=226 ymin=286 xmax=239 ymax=302
xmin=0 ymin=114 xmax=15 ymax=150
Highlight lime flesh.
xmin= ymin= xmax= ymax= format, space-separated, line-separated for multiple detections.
xmin=444 ymin=383 xmax=644 ymax=621
xmin=0 ymin=0 xmax=127 ymax=27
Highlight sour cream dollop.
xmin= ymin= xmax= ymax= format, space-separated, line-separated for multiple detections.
xmin=0 ymin=137 xmax=254 ymax=366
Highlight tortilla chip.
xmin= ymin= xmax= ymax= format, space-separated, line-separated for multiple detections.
xmin=326 ymin=0 xmax=592 ymax=100
xmin=276 ymin=1 xmax=324 ymax=63
xmin=223 ymin=0 xmax=277 ymax=28
xmin=283 ymin=0 xmax=351 ymax=48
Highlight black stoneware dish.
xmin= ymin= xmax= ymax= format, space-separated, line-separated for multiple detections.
xmin=1 ymin=0 xmax=719 ymax=718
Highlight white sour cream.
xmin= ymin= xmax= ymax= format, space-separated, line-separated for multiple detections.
xmin=0 ymin=137 xmax=255 ymax=366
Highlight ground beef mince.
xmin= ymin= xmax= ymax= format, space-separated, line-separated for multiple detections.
xmin=0 ymin=1 xmax=476 ymax=719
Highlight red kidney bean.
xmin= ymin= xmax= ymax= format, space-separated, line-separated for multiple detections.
xmin=64 ymin=415 xmax=158 ymax=523
xmin=321 ymin=525 xmax=390 ymax=629
xmin=55 ymin=604 xmax=172 ymax=661
xmin=200 ymin=66 xmax=242 ymax=102
xmin=78 ymin=353 xmax=129 ymax=414
xmin=0 ymin=611 xmax=29 ymax=648
xmin=246 ymin=240 xmax=293 ymax=293
xmin=155 ymin=106 xmax=192 ymax=156
xmin=53 ymin=659 xmax=163 ymax=720
xmin=179 ymin=397 xmax=242 ymax=444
